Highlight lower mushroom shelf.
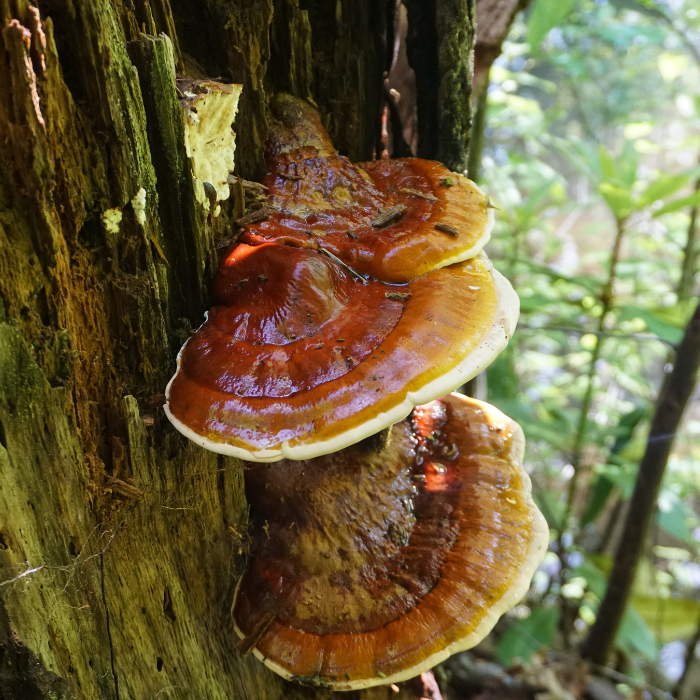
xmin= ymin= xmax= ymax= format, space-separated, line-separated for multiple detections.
xmin=232 ymin=393 xmax=549 ymax=690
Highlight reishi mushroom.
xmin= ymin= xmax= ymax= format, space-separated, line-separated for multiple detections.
xmin=165 ymin=94 xmax=516 ymax=461
xmin=162 ymin=91 xmax=545 ymax=689
xmin=240 ymin=94 xmax=495 ymax=283
xmin=165 ymin=242 xmax=517 ymax=461
xmin=232 ymin=393 xmax=549 ymax=690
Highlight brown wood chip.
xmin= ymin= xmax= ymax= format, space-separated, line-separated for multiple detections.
xmin=149 ymin=393 xmax=167 ymax=407
xmin=372 ymin=204 xmax=407 ymax=228
xmin=106 ymin=476 xmax=144 ymax=501
xmin=236 ymin=207 xmax=273 ymax=227
xmin=313 ymin=343 xmax=324 ymax=349
xmin=347 ymin=229 xmax=359 ymax=239
xmin=399 ymin=187 xmax=439 ymax=202
xmin=385 ymin=292 xmax=412 ymax=301
xmin=435 ymin=223 xmax=459 ymax=237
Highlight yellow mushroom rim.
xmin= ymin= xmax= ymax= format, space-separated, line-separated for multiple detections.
xmin=231 ymin=393 xmax=549 ymax=689
xmin=164 ymin=247 xmax=519 ymax=462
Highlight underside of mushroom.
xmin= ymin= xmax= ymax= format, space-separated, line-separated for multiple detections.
xmin=232 ymin=393 xmax=548 ymax=690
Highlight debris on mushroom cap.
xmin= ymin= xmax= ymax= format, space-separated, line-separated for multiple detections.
xmin=237 ymin=94 xmax=494 ymax=283
xmin=164 ymin=243 xmax=519 ymax=462
xmin=232 ymin=393 xmax=549 ymax=689
xmin=177 ymin=78 xmax=243 ymax=211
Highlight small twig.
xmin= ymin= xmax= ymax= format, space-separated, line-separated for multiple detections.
xmin=226 ymin=174 xmax=268 ymax=192
xmin=434 ymin=223 xmax=459 ymax=237
xmin=106 ymin=476 xmax=144 ymax=501
xmin=372 ymin=204 xmax=406 ymax=228
xmin=517 ymin=323 xmax=675 ymax=345
xmin=317 ymin=247 xmax=369 ymax=284
xmin=0 ymin=565 xmax=47 ymax=589
xmin=236 ymin=611 xmax=277 ymax=655
xmin=400 ymin=187 xmax=438 ymax=202
xmin=235 ymin=207 xmax=275 ymax=227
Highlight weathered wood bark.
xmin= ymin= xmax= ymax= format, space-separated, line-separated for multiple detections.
xmin=473 ymin=0 xmax=531 ymax=88
xmin=404 ymin=0 xmax=476 ymax=171
xmin=0 ymin=1 xmax=476 ymax=698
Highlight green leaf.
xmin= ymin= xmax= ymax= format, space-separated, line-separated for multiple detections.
xmin=581 ymin=476 xmax=615 ymax=527
xmin=618 ymin=140 xmax=639 ymax=188
xmin=513 ymin=259 xmax=601 ymax=294
xmin=617 ymin=305 xmax=684 ymax=343
xmin=490 ymin=398 xmax=572 ymax=448
xmin=652 ymin=190 xmax=700 ymax=217
xmin=617 ymin=605 xmax=658 ymax=661
xmin=582 ymin=408 xmax=649 ymax=526
xmin=653 ymin=300 xmax=697 ymax=328
xmin=496 ymin=607 xmax=560 ymax=666
xmin=598 ymin=145 xmax=618 ymax=182
xmin=574 ymin=558 xmax=608 ymax=598
xmin=611 ymin=407 xmax=650 ymax=454
xmin=595 ymin=460 xmax=638 ymax=498
xmin=578 ymin=559 xmax=658 ymax=660
xmin=486 ymin=349 xmax=519 ymax=401
xmin=636 ymin=173 xmax=690 ymax=209
xmin=657 ymin=491 xmax=695 ymax=544
xmin=630 ymin=595 xmax=700 ymax=641
xmin=599 ymin=182 xmax=633 ymax=219
xmin=519 ymin=293 xmax=558 ymax=312
xmin=533 ymin=489 xmax=564 ymax=531
xmin=527 ymin=0 xmax=577 ymax=50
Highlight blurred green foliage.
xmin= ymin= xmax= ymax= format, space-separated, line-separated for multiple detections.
xmin=477 ymin=0 xmax=700 ymax=683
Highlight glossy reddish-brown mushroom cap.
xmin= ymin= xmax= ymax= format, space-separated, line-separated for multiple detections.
xmin=232 ymin=393 xmax=549 ymax=689
xmin=164 ymin=243 xmax=518 ymax=462
xmin=239 ymin=94 xmax=494 ymax=283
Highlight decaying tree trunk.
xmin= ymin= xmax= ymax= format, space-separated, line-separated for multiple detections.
xmin=0 ymin=1 xmax=476 ymax=698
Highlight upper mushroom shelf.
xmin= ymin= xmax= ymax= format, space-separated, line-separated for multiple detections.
xmin=239 ymin=94 xmax=495 ymax=284
xmin=232 ymin=393 xmax=549 ymax=689
xmin=166 ymin=242 xmax=517 ymax=461
xmin=165 ymin=94 xmax=517 ymax=462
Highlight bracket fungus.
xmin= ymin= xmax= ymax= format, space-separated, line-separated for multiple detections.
xmin=165 ymin=242 xmax=517 ymax=461
xmin=240 ymin=94 xmax=495 ymax=284
xmin=161 ymin=90 xmax=544 ymax=689
xmin=232 ymin=393 xmax=549 ymax=690
xmin=165 ymin=94 xmax=517 ymax=461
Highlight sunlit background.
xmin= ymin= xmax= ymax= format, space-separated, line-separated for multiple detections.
xmin=452 ymin=0 xmax=700 ymax=694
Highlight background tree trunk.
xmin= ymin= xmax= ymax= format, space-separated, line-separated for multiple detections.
xmin=0 ymin=1 xmax=476 ymax=698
